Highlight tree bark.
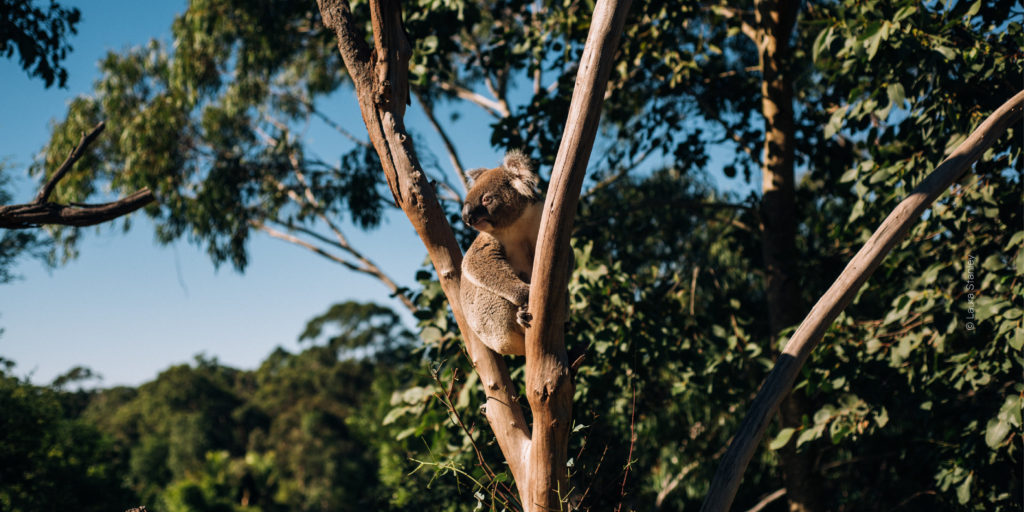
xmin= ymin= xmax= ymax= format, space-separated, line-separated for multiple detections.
xmin=701 ymin=89 xmax=1024 ymax=512
xmin=753 ymin=1 xmax=824 ymax=511
xmin=316 ymin=1 xmax=630 ymax=508
xmin=524 ymin=1 xmax=632 ymax=507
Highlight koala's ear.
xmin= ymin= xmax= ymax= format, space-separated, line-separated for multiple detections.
xmin=467 ymin=167 xmax=488 ymax=182
xmin=503 ymin=149 xmax=539 ymax=197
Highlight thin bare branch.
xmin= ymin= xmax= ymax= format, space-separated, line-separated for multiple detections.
xmin=304 ymin=99 xmax=373 ymax=148
xmin=253 ymin=220 xmax=363 ymax=271
xmin=583 ymin=146 xmax=655 ymax=197
xmin=655 ymin=461 xmax=700 ymax=508
xmin=436 ymin=80 xmax=509 ymax=118
xmin=264 ymin=219 xmax=418 ymax=313
xmin=700 ymin=90 xmax=1024 ymax=512
xmin=281 ymin=153 xmax=417 ymax=312
xmin=414 ymin=90 xmax=470 ymax=194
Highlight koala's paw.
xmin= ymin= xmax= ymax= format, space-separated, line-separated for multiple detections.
xmin=516 ymin=306 xmax=532 ymax=329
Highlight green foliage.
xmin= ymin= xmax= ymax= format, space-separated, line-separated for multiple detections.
xmin=0 ymin=166 xmax=51 ymax=282
xmin=0 ymin=0 xmax=81 ymax=87
xmin=0 ymin=359 xmax=133 ymax=512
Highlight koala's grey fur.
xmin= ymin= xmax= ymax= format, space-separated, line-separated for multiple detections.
xmin=460 ymin=149 xmax=541 ymax=355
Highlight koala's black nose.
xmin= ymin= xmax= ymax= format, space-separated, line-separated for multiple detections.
xmin=461 ymin=203 xmax=475 ymax=226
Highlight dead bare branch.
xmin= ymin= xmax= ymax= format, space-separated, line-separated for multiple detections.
xmin=0 ymin=121 xmax=155 ymax=229
xmin=0 ymin=189 xmax=155 ymax=229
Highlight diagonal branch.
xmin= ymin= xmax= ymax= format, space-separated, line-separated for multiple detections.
xmin=35 ymin=122 xmax=106 ymax=204
xmin=700 ymin=90 xmax=1024 ymax=512
xmin=288 ymin=154 xmax=418 ymax=313
xmin=303 ymin=100 xmax=373 ymax=148
xmin=414 ymin=90 xmax=470 ymax=194
xmin=435 ymin=80 xmax=510 ymax=118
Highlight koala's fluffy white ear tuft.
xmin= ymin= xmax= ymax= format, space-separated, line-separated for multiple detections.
xmin=503 ymin=149 xmax=538 ymax=197
xmin=504 ymin=149 xmax=533 ymax=175
xmin=467 ymin=167 xmax=488 ymax=182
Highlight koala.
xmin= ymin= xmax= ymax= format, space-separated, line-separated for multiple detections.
xmin=460 ymin=149 xmax=542 ymax=356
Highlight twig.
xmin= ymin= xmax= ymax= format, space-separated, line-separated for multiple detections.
xmin=654 ymin=460 xmax=700 ymax=508
xmin=304 ymin=100 xmax=373 ymax=148
xmin=583 ymin=146 xmax=655 ymax=197
xmin=430 ymin=368 xmax=520 ymax=507
xmin=614 ymin=381 xmax=638 ymax=512
xmin=689 ymin=265 xmax=700 ymax=315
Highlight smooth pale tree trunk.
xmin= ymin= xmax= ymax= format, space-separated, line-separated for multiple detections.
xmin=753 ymin=1 xmax=825 ymax=511
xmin=316 ymin=0 xmax=630 ymax=509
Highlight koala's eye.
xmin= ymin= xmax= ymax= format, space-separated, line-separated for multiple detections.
xmin=481 ymin=194 xmax=494 ymax=205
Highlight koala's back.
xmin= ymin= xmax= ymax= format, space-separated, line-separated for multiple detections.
xmin=461 ymin=234 xmax=527 ymax=355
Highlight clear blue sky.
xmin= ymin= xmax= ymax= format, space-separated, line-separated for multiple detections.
xmin=0 ymin=1 xmax=748 ymax=388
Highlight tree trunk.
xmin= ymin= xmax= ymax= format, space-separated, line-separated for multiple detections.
xmin=316 ymin=1 xmax=630 ymax=509
xmin=754 ymin=1 xmax=824 ymax=511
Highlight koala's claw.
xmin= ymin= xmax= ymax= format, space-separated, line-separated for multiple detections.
xmin=516 ymin=307 xmax=532 ymax=328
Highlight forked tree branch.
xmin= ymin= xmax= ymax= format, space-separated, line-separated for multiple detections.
xmin=700 ymin=90 xmax=1024 ymax=512
xmin=0 ymin=122 xmax=155 ymax=229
